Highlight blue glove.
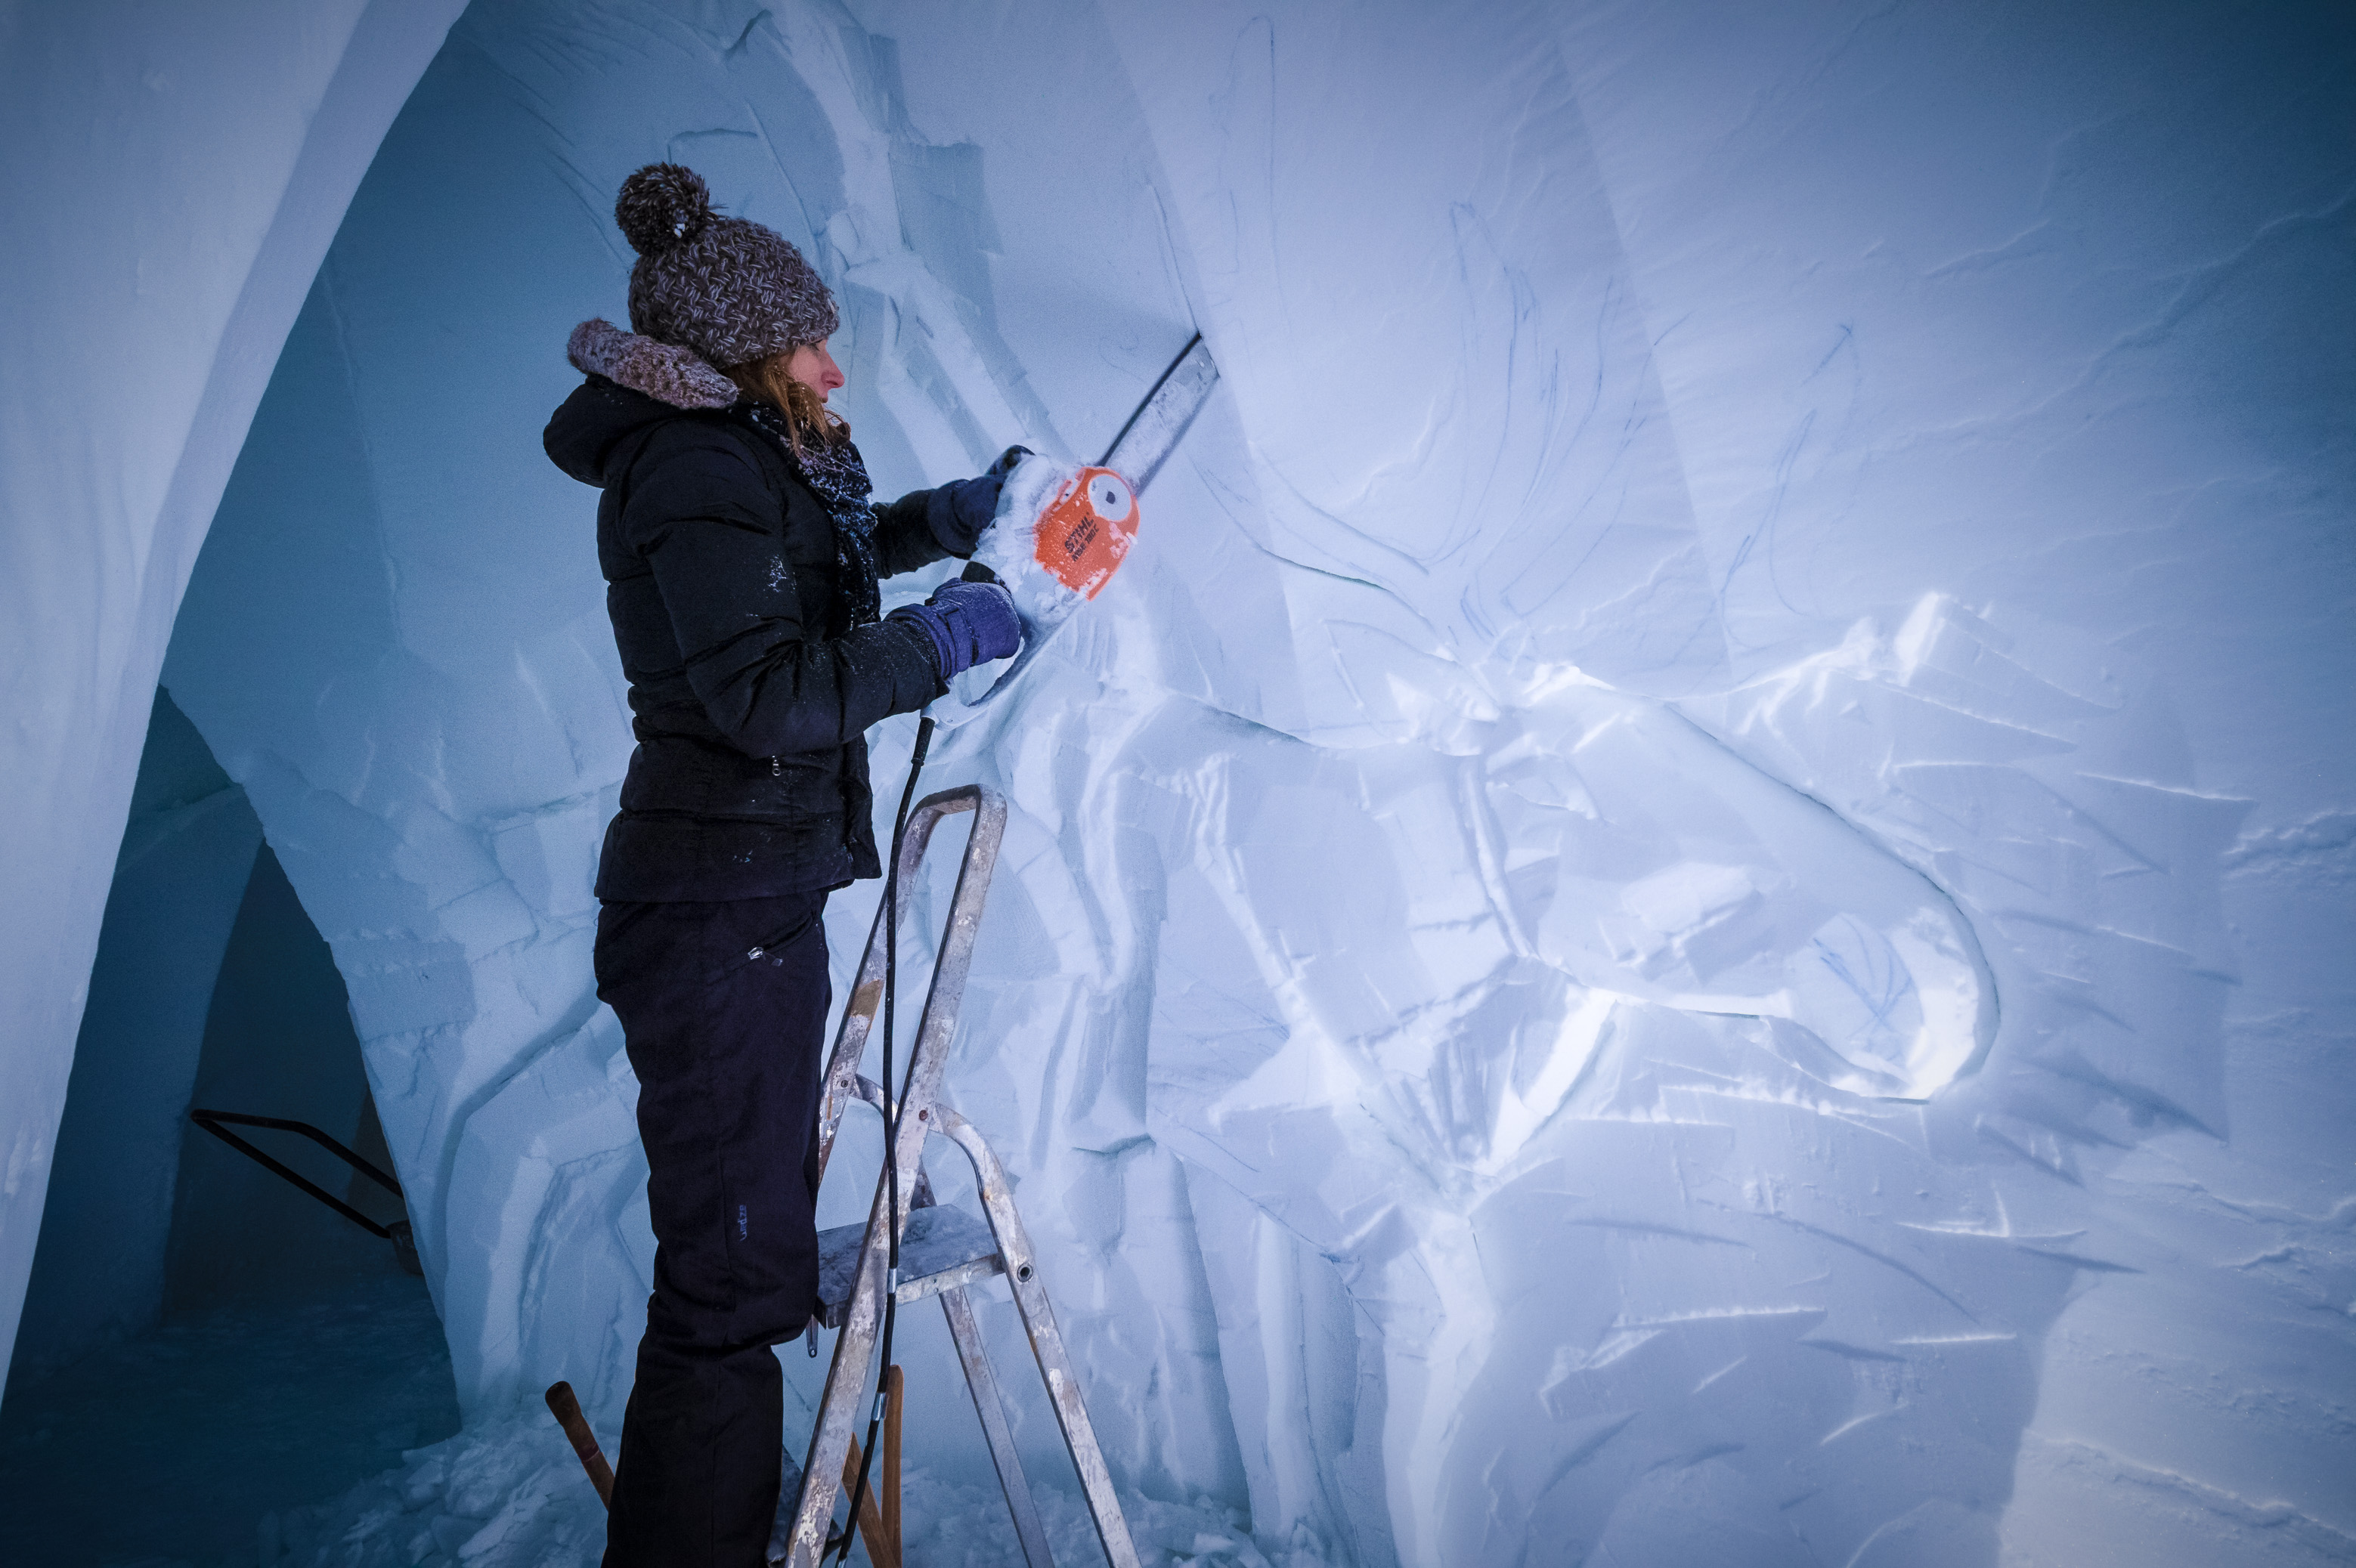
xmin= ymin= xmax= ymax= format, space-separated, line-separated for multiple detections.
xmin=890 ymin=578 xmax=1022 ymax=682
xmin=938 ymin=445 xmax=1035 ymax=547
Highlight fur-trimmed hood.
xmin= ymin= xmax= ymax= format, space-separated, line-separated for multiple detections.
xmin=545 ymin=320 xmax=748 ymax=490
xmin=567 ymin=317 xmax=740 ymax=410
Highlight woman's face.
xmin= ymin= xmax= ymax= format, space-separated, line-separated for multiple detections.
xmin=785 ymin=340 xmax=844 ymax=403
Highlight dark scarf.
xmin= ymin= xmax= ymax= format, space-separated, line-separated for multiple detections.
xmin=741 ymin=401 xmax=881 ymax=632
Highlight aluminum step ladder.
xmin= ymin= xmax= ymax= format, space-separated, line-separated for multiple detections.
xmin=772 ymin=784 xmax=1141 ymax=1568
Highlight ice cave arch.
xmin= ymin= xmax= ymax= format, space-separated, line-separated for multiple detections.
xmin=5 ymin=3 xmax=2351 ymax=1565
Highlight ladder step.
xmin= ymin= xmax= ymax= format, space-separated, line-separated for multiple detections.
xmin=815 ymin=1203 xmax=1002 ymax=1329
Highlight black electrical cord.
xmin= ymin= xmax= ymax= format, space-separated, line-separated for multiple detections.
xmin=829 ymin=712 xmax=933 ymax=1563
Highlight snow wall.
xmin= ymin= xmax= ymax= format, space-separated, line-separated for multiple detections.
xmin=11 ymin=2 xmax=2356 ymax=1564
xmin=0 ymin=0 xmax=468 ymax=1391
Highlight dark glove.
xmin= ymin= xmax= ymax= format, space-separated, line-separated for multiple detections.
xmin=938 ymin=445 xmax=1035 ymax=546
xmin=889 ymin=578 xmax=1022 ymax=682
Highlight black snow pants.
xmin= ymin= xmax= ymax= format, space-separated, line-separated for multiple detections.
xmin=594 ymin=891 xmax=832 ymax=1568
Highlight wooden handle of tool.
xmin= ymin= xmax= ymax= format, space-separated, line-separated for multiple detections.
xmin=543 ymin=1381 xmax=615 ymax=1508
xmin=844 ymin=1433 xmax=901 ymax=1568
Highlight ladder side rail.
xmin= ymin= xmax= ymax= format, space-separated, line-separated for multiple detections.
xmin=813 ymin=788 xmax=978 ymax=1190
xmin=786 ymin=1067 xmax=981 ymax=1560
xmin=934 ymin=1107 xmax=1144 ymax=1568
xmin=785 ymin=1126 xmax=904 ymax=1564
xmin=848 ymin=1074 xmax=937 ymax=1213
xmin=812 ymin=906 xmax=887 ymax=1185
xmin=785 ymin=787 xmax=1000 ymax=1568
xmin=884 ymin=790 xmax=1006 ymax=1236
xmin=940 ymin=1287 xmax=1058 ymax=1568
xmin=842 ymin=1081 xmax=1056 ymax=1566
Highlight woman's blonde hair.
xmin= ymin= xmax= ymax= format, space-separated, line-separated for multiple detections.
xmin=723 ymin=349 xmax=850 ymax=456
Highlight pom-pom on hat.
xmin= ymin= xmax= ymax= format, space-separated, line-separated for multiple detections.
xmin=615 ymin=162 xmax=838 ymax=371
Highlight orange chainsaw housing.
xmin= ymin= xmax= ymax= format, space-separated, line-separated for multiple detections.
xmin=1033 ymin=467 xmax=1138 ymax=600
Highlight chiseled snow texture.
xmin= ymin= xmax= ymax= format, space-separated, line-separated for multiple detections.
xmin=135 ymin=2 xmax=2354 ymax=1565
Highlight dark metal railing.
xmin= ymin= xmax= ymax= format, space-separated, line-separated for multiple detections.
xmin=186 ymin=1108 xmax=420 ymax=1273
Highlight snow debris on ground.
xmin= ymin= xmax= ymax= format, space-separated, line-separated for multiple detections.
xmin=271 ymin=1413 xmax=1337 ymax=1568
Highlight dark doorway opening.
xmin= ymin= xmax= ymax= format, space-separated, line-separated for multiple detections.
xmin=0 ymin=689 xmax=460 ymax=1565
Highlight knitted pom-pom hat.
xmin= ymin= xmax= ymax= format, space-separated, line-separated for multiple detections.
xmin=615 ymin=163 xmax=838 ymax=370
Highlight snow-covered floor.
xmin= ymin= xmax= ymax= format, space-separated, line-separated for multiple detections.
xmin=0 ymin=1258 xmax=1326 ymax=1568
xmin=275 ymin=1412 xmax=1330 ymax=1568
xmin=0 ymin=1270 xmax=459 ymax=1566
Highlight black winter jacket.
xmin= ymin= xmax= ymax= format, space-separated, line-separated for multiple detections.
xmin=544 ymin=376 xmax=980 ymax=901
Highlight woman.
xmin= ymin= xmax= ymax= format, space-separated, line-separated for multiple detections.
xmin=543 ymin=162 xmax=1021 ymax=1566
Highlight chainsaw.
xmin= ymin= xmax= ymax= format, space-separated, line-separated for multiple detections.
xmin=927 ymin=333 xmax=1220 ymax=728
